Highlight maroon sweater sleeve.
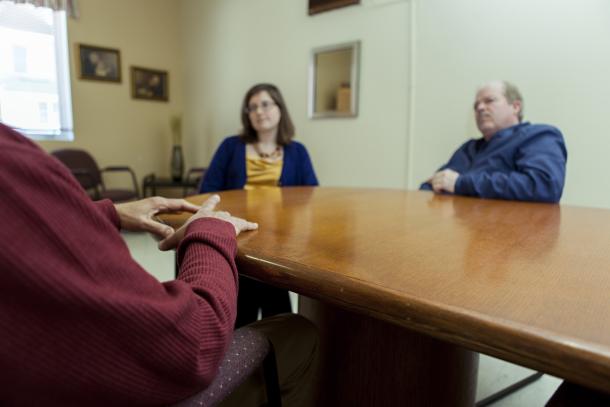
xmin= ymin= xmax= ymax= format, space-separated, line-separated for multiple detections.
xmin=0 ymin=124 xmax=238 ymax=406
xmin=93 ymin=198 xmax=121 ymax=230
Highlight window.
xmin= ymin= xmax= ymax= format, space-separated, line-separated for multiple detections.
xmin=0 ymin=2 xmax=74 ymax=141
xmin=12 ymin=45 xmax=27 ymax=73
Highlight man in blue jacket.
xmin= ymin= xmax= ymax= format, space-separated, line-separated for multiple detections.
xmin=421 ymin=81 xmax=567 ymax=203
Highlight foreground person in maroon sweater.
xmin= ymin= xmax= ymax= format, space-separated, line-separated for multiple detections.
xmin=0 ymin=123 xmax=316 ymax=406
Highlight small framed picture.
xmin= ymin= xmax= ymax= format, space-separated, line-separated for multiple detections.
xmin=131 ymin=66 xmax=169 ymax=102
xmin=308 ymin=0 xmax=360 ymax=15
xmin=77 ymin=44 xmax=121 ymax=82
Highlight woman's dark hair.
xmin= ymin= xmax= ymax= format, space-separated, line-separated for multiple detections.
xmin=240 ymin=83 xmax=295 ymax=146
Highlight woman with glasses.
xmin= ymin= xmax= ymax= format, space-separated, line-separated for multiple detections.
xmin=199 ymin=83 xmax=318 ymax=327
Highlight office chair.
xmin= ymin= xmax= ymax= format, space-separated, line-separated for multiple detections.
xmin=171 ymin=326 xmax=282 ymax=407
xmin=51 ymin=148 xmax=139 ymax=203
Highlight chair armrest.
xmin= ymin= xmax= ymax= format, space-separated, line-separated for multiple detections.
xmin=101 ymin=166 xmax=140 ymax=198
xmin=71 ymin=168 xmax=95 ymax=179
xmin=103 ymin=166 xmax=133 ymax=172
xmin=185 ymin=166 xmax=207 ymax=179
xmin=184 ymin=167 xmax=207 ymax=195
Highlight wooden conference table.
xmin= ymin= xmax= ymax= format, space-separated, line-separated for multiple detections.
xmin=162 ymin=187 xmax=610 ymax=405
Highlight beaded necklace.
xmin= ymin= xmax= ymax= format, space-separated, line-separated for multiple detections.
xmin=253 ymin=144 xmax=282 ymax=159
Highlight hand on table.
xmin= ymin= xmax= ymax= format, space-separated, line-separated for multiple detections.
xmin=431 ymin=169 xmax=460 ymax=194
xmin=158 ymin=194 xmax=258 ymax=251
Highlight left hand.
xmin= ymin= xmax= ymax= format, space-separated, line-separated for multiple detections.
xmin=431 ymin=169 xmax=460 ymax=194
xmin=115 ymin=197 xmax=200 ymax=239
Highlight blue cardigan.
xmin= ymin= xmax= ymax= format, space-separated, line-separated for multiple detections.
xmin=420 ymin=122 xmax=567 ymax=203
xmin=200 ymin=135 xmax=319 ymax=192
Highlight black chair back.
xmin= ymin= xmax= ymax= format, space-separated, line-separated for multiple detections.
xmin=51 ymin=148 xmax=139 ymax=203
xmin=51 ymin=149 xmax=103 ymax=192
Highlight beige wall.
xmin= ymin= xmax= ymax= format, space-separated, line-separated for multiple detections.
xmin=37 ymin=0 xmax=184 ymax=188
xmin=180 ymin=0 xmax=411 ymax=189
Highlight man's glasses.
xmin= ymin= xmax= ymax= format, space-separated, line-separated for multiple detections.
xmin=244 ymin=100 xmax=276 ymax=114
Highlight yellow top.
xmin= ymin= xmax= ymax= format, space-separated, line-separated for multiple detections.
xmin=244 ymin=156 xmax=283 ymax=189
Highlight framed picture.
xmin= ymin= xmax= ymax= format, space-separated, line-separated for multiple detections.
xmin=131 ymin=66 xmax=169 ymax=102
xmin=308 ymin=0 xmax=360 ymax=15
xmin=77 ymin=44 xmax=121 ymax=82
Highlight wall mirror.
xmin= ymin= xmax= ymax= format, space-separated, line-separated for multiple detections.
xmin=309 ymin=41 xmax=360 ymax=119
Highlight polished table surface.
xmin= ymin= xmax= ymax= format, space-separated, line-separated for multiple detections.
xmin=163 ymin=187 xmax=610 ymax=394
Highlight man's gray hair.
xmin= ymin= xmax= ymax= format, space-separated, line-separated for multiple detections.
xmin=502 ymin=81 xmax=524 ymax=122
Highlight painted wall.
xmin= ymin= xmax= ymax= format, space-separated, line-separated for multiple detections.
xmin=37 ymin=0 xmax=184 ymax=189
xmin=180 ymin=0 xmax=411 ymax=189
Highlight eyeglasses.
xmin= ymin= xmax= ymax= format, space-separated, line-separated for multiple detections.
xmin=244 ymin=100 xmax=276 ymax=114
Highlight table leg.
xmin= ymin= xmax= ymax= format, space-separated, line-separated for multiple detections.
xmin=299 ymin=297 xmax=478 ymax=406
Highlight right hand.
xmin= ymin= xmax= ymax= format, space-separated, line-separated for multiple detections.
xmin=431 ymin=169 xmax=459 ymax=194
xmin=158 ymin=194 xmax=258 ymax=251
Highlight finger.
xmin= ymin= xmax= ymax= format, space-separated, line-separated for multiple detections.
xmin=242 ymin=221 xmax=258 ymax=231
xmin=158 ymin=228 xmax=182 ymax=251
xmin=161 ymin=198 xmax=200 ymax=214
xmin=200 ymin=194 xmax=221 ymax=212
xmin=234 ymin=218 xmax=258 ymax=231
xmin=141 ymin=219 xmax=174 ymax=240
xmin=234 ymin=220 xmax=258 ymax=236
xmin=157 ymin=237 xmax=174 ymax=251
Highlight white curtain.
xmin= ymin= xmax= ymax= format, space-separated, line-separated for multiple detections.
xmin=3 ymin=0 xmax=79 ymax=18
